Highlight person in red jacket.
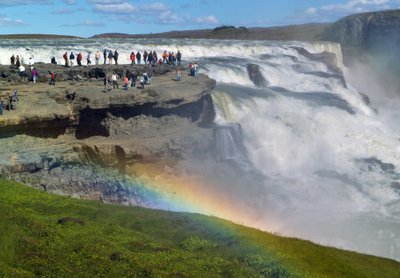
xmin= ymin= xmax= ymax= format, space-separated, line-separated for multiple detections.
xmin=49 ymin=71 xmax=55 ymax=85
xmin=63 ymin=52 xmax=68 ymax=67
xmin=77 ymin=52 xmax=83 ymax=67
xmin=123 ymin=75 xmax=129 ymax=90
xmin=130 ymin=52 xmax=136 ymax=65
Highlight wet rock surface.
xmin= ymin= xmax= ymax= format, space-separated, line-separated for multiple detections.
xmin=246 ymin=64 xmax=268 ymax=87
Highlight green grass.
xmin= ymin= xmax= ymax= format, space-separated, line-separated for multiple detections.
xmin=0 ymin=179 xmax=399 ymax=277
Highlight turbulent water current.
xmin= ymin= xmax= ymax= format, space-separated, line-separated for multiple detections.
xmin=3 ymin=38 xmax=400 ymax=261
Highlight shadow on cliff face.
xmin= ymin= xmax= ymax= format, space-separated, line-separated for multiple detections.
xmin=0 ymin=120 xmax=68 ymax=139
xmin=75 ymin=95 xmax=215 ymax=139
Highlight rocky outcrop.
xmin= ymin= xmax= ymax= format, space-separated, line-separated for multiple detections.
xmin=0 ymin=64 xmax=215 ymax=136
xmin=0 ymin=65 xmax=217 ymax=205
xmin=320 ymin=9 xmax=400 ymax=96
xmin=246 ymin=64 xmax=267 ymax=87
xmin=291 ymin=47 xmax=346 ymax=87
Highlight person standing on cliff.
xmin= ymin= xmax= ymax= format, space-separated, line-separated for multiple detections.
xmin=10 ymin=55 xmax=15 ymax=67
xmin=177 ymin=50 xmax=182 ymax=66
xmin=136 ymin=51 xmax=141 ymax=65
xmin=193 ymin=62 xmax=199 ymax=77
xmin=31 ymin=68 xmax=38 ymax=83
xmin=111 ymin=72 xmax=119 ymax=89
xmin=153 ymin=51 xmax=158 ymax=64
xmin=103 ymin=75 xmax=110 ymax=92
xmin=77 ymin=52 xmax=83 ymax=67
xmin=28 ymin=56 xmax=34 ymax=71
xmin=6 ymin=94 xmax=14 ymax=110
xmin=130 ymin=52 xmax=135 ymax=65
xmin=123 ymin=75 xmax=129 ymax=90
xmin=103 ymin=49 xmax=107 ymax=65
xmin=143 ymin=51 xmax=148 ymax=64
xmin=129 ymin=71 xmax=136 ymax=87
xmin=63 ymin=52 xmax=69 ymax=67
xmin=95 ymin=51 xmax=100 ymax=65
xmin=18 ymin=64 xmax=26 ymax=78
xmin=69 ymin=52 xmax=75 ymax=67
xmin=162 ymin=51 xmax=167 ymax=63
xmin=15 ymin=56 xmax=21 ymax=68
xmin=49 ymin=71 xmax=55 ymax=86
xmin=176 ymin=67 xmax=182 ymax=81
xmin=114 ymin=50 xmax=119 ymax=65
xmin=87 ymin=52 xmax=92 ymax=66
xmin=147 ymin=51 xmax=153 ymax=66
xmin=108 ymin=51 xmax=114 ymax=65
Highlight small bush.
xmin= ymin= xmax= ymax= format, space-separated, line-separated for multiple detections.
xmin=180 ymin=236 xmax=217 ymax=252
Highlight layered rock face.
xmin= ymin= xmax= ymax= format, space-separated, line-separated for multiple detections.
xmin=0 ymin=64 xmax=216 ymax=205
xmin=322 ymin=9 xmax=400 ymax=59
xmin=320 ymin=9 xmax=400 ymax=98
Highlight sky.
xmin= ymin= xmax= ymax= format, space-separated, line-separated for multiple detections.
xmin=0 ymin=0 xmax=399 ymax=37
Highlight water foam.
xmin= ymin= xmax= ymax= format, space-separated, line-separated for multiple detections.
xmin=207 ymin=42 xmax=400 ymax=260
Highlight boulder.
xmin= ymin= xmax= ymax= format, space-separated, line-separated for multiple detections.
xmin=246 ymin=64 xmax=267 ymax=87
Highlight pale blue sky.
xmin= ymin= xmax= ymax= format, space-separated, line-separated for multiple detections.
xmin=0 ymin=0 xmax=399 ymax=37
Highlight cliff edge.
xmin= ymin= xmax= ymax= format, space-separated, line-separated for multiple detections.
xmin=0 ymin=64 xmax=216 ymax=205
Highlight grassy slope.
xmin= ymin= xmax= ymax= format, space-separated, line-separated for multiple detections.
xmin=0 ymin=179 xmax=399 ymax=277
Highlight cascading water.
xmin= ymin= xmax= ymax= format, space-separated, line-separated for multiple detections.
xmin=213 ymin=123 xmax=252 ymax=171
xmin=2 ymin=38 xmax=399 ymax=260
xmin=203 ymin=41 xmax=400 ymax=261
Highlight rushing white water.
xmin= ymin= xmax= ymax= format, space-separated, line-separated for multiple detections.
xmin=1 ymin=38 xmax=399 ymax=260
xmin=205 ymin=41 xmax=400 ymax=261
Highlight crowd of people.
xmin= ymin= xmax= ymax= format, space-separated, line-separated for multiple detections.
xmin=56 ymin=49 xmax=183 ymax=68
xmin=8 ymin=48 xmax=185 ymax=67
xmin=1 ymin=48 xmax=201 ymax=111
xmin=103 ymin=70 xmax=152 ymax=92
xmin=8 ymin=54 xmax=39 ymax=83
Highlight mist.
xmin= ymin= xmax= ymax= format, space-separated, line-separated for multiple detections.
xmin=345 ymin=52 xmax=400 ymax=134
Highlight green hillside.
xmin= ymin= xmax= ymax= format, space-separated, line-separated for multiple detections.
xmin=92 ymin=23 xmax=330 ymax=41
xmin=0 ymin=178 xmax=398 ymax=277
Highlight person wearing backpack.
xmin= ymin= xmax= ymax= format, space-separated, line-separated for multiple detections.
xmin=108 ymin=50 xmax=114 ymax=65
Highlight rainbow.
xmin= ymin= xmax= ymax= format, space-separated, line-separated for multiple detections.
xmin=124 ymin=163 xmax=275 ymax=233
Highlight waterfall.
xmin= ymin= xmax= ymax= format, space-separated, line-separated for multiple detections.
xmin=310 ymin=41 xmax=344 ymax=69
xmin=208 ymin=41 xmax=400 ymax=261
xmin=213 ymin=123 xmax=251 ymax=171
